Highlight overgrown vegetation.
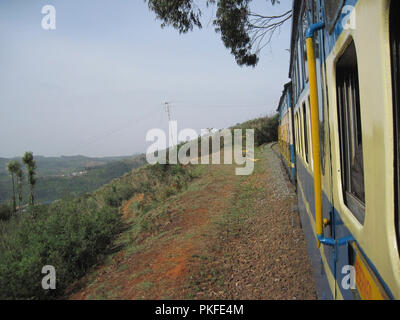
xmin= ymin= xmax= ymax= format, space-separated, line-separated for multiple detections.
xmin=0 ymin=160 xmax=194 ymax=300
xmin=0 ymin=113 xmax=277 ymax=300
xmin=232 ymin=113 xmax=278 ymax=146
xmin=0 ymin=202 xmax=121 ymax=299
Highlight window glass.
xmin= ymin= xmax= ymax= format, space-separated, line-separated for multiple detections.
xmin=302 ymin=9 xmax=309 ymax=82
xmin=336 ymin=41 xmax=365 ymax=223
xmin=324 ymin=0 xmax=345 ymax=33
xmin=297 ymin=38 xmax=303 ymax=90
xmin=295 ymin=114 xmax=298 ymax=153
xmin=292 ymin=65 xmax=297 ymax=103
xmin=312 ymin=0 xmax=319 ymax=24
xmin=298 ymin=111 xmax=303 ymax=157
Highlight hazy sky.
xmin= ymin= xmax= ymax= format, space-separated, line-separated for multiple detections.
xmin=0 ymin=0 xmax=292 ymax=158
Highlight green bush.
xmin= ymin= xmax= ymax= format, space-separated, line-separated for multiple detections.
xmin=0 ymin=158 xmax=194 ymax=299
xmin=231 ymin=114 xmax=278 ymax=147
xmin=0 ymin=200 xmax=122 ymax=299
xmin=254 ymin=114 xmax=279 ymax=146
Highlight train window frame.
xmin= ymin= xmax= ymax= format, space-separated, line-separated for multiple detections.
xmin=312 ymin=0 xmax=319 ymax=25
xmin=295 ymin=113 xmax=299 ymax=154
xmin=307 ymin=96 xmax=313 ymax=169
xmin=297 ymin=36 xmax=304 ymax=91
xmin=336 ymin=40 xmax=365 ymax=224
xmin=302 ymin=101 xmax=309 ymax=164
xmin=296 ymin=112 xmax=301 ymax=155
xmin=298 ymin=111 xmax=302 ymax=156
xmin=390 ymin=0 xmax=400 ymax=254
xmin=295 ymin=112 xmax=299 ymax=155
xmin=298 ymin=110 xmax=303 ymax=158
xmin=302 ymin=6 xmax=309 ymax=83
xmin=294 ymin=113 xmax=297 ymax=153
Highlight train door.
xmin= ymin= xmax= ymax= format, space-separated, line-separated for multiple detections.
xmin=322 ymin=0 xmax=361 ymax=300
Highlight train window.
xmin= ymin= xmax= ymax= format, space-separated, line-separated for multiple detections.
xmin=295 ymin=113 xmax=299 ymax=154
xmin=390 ymin=0 xmax=400 ymax=252
xmin=298 ymin=111 xmax=303 ymax=157
xmin=302 ymin=8 xmax=309 ymax=83
xmin=294 ymin=114 xmax=297 ymax=153
xmin=312 ymin=0 xmax=319 ymax=24
xmin=297 ymin=38 xmax=304 ymax=90
xmin=336 ymin=40 xmax=365 ymax=223
xmin=298 ymin=112 xmax=302 ymax=155
xmin=324 ymin=0 xmax=345 ymax=34
xmin=308 ymin=96 xmax=313 ymax=167
xmin=303 ymin=102 xmax=309 ymax=164
xmin=292 ymin=66 xmax=297 ymax=103
xmin=296 ymin=112 xmax=301 ymax=155
xmin=295 ymin=113 xmax=299 ymax=153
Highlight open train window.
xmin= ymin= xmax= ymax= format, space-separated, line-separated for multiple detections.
xmin=296 ymin=113 xmax=300 ymax=154
xmin=296 ymin=112 xmax=301 ymax=156
xmin=294 ymin=114 xmax=297 ymax=153
xmin=336 ymin=40 xmax=365 ymax=224
xmin=390 ymin=0 xmax=400 ymax=252
xmin=303 ymin=102 xmax=309 ymax=164
xmin=299 ymin=111 xmax=303 ymax=158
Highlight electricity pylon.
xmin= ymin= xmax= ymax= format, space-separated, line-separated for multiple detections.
xmin=164 ymin=102 xmax=175 ymax=147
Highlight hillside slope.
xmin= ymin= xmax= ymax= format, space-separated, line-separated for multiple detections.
xmin=68 ymin=145 xmax=316 ymax=300
xmin=0 ymin=154 xmax=147 ymax=205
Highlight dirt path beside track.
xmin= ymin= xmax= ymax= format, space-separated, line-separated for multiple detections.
xmin=69 ymin=144 xmax=316 ymax=300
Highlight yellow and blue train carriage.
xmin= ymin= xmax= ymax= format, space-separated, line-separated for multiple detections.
xmin=279 ymin=0 xmax=400 ymax=299
xmin=277 ymin=82 xmax=296 ymax=182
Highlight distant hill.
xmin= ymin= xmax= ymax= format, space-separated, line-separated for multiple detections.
xmin=0 ymin=154 xmax=147 ymax=205
xmin=0 ymin=154 xmax=138 ymax=177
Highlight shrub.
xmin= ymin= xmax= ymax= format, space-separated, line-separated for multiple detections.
xmin=0 ymin=204 xmax=12 ymax=221
xmin=0 ymin=199 xmax=122 ymax=299
xmin=0 ymin=158 xmax=194 ymax=299
xmin=232 ymin=114 xmax=278 ymax=147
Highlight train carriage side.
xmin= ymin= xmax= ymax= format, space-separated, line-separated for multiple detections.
xmin=277 ymin=82 xmax=296 ymax=183
xmin=287 ymin=0 xmax=400 ymax=300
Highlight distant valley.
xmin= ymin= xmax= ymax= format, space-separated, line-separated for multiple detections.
xmin=0 ymin=154 xmax=147 ymax=205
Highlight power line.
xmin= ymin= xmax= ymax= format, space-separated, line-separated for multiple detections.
xmin=172 ymin=103 xmax=269 ymax=109
xmin=68 ymin=107 xmax=157 ymax=155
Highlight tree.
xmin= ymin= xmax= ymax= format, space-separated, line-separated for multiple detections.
xmin=22 ymin=152 xmax=37 ymax=209
xmin=6 ymin=161 xmax=19 ymax=214
xmin=16 ymin=164 xmax=24 ymax=213
xmin=145 ymin=0 xmax=292 ymax=67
